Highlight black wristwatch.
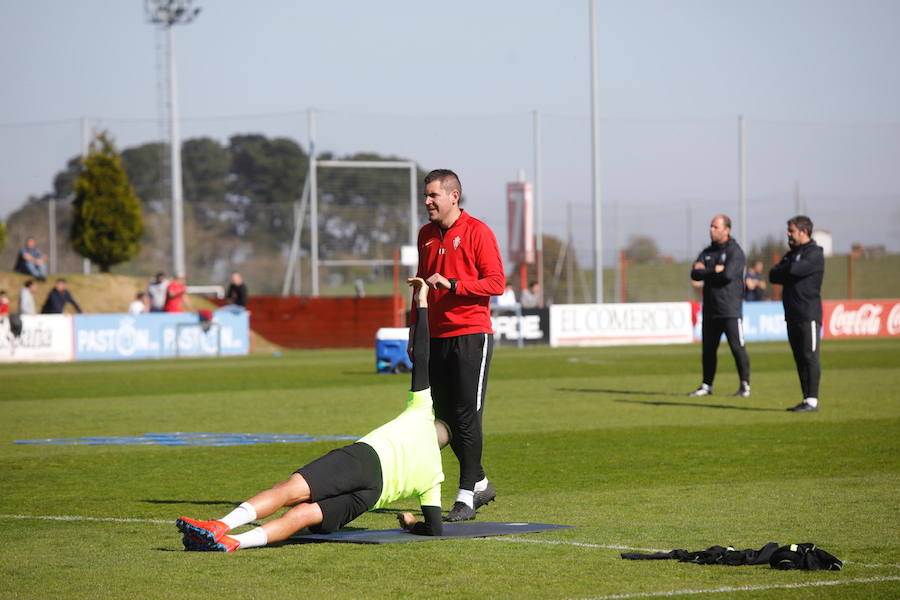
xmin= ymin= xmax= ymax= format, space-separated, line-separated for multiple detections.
xmin=448 ymin=278 xmax=458 ymax=294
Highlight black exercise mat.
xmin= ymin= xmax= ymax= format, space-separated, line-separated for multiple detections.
xmin=289 ymin=521 xmax=573 ymax=544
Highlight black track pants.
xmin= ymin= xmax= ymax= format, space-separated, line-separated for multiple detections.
xmin=429 ymin=333 xmax=493 ymax=491
xmin=701 ymin=317 xmax=750 ymax=386
xmin=411 ymin=307 xmax=430 ymax=393
xmin=786 ymin=319 xmax=821 ymax=399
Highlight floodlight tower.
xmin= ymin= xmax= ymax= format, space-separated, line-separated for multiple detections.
xmin=588 ymin=0 xmax=604 ymax=302
xmin=145 ymin=0 xmax=201 ymax=277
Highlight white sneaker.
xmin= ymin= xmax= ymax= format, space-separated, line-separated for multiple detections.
xmin=732 ymin=382 xmax=751 ymax=398
xmin=688 ymin=384 xmax=712 ymax=397
xmin=787 ymin=400 xmax=818 ymax=413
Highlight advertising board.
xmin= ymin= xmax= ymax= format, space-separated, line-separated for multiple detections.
xmin=693 ymin=302 xmax=788 ymax=342
xmin=823 ymin=299 xmax=900 ymax=339
xmin=550 ymin=302 xmax=693 ymax=347
xmin=492 ymin=308 xmax=549 ymax=345
xmin=0 ymin=315 xmax=74 ymax=363
xmin=74 ymin=310 xmax=250 ymax=361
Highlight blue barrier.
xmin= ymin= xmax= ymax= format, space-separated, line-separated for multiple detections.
xmin=15 ymin=432 xmax=357 ymax=447
xmin=693 ymin=302 xmax=787 ymax=342
xmin=74 ymin=310 xmax=250 ymax=361
xmin=740 ymin=301 xmax=788 ymax=341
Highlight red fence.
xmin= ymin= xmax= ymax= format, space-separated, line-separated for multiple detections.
xmin=823 ymin=299 xmax=900 ymax=339
xmin=215 ymin=296 xmax=404 ymax=349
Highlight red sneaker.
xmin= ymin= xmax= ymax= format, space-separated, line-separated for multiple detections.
xmin=212 ymin=535 xmax=240 ymax=552
xmin=176 ymin=517 xmax=230 ymax=545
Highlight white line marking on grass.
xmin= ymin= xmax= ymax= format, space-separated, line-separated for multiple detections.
xmin=0 ymin=514 xmax=169 ymax=525
xmin=6 ymin=514 xmax=900 ymax=572
xmin=478 ymin=536 xmax=666 ymax=553
xmin=845 ymin=562 xmax=900 ymax=569
xmin=574 ymin=576 xmax=900 ymax=600
xmin=481 ymin=538 xmax=900 ymax=570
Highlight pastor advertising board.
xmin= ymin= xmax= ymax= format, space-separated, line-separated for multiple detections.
xmin=693 ymin=302 xmax=789 ymax=342
xmin=823 ymin=299 xmax=900 ymax=339
xmin=550 ymin=302 xmax=693 ymax=347
xmin=0 ymin=315 xmax=74 ymax=363
xmin=74 ymin=310 xmax=250 ymax=361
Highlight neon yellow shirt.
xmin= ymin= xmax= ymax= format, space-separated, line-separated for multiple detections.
xmin=358 ymin=388 xmax=443 ymax=509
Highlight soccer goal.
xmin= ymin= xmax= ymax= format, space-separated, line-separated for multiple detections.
xmin=282 ymin=159 xmax=420 ymax=297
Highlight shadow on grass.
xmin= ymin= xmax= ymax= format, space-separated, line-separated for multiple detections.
xmin=343 ymin=370 xmax=392 ymax=376
xmin=614 ymin=398 xmax=782 ymax=412
xmin=278 ymin=525 xmax=369 ymax=546
xmin=141 ymin=499 xmax=241 ymax=507
xmin=558 ymin=387 xmax=671 ymax=396
xmin=558 ymin=387 xmax=782 ymax=411
xmin=277 ymin=509 xmax=421 ymax=546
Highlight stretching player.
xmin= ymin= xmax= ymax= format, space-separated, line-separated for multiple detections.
xmin=176 ymin=278 xmax=447 ymax=551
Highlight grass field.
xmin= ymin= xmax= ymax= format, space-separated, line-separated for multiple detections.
xmin=2 ymin=339 xmax=899 ymax=599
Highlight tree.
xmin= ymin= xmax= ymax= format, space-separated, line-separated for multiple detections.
xmin=70 ymin=133 xmax=144 ymax=272
xmin=316 ymin=152 xmax=427 ymax=260
xmin=183 ymin=138 xmax=230 ymax=205
xmin=5 ymin=132 xmax=430 ymax=292
xmin=227 ymin=134 xmax=308 ymax=245
xmin=0 ymin=220 xmax=6 ymax=253
xmin=624 ymin=235 xmax=661 ymax=264
xmin=748 ymin=234 xmax=787 ymax=267
xmin=516 ymin=234 xmax=592 ymax=305
xmin=121 ymin=142 xmax=167 ymax=208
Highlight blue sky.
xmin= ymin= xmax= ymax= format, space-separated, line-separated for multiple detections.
xmin=2 ymin=0 xmax=898 ymax=261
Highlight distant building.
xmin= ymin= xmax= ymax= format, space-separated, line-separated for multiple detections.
xmin=813 ymin=229 xmax=832 ymax=257
xmin=850 ymin=242 xmax=886 ymax=259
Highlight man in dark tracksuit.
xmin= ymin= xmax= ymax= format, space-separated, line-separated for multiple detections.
xmin=40 ymin=279 xmax=82 ymax=314
xmin=769 ymin=215 xmax=825 ymax=413
xmin=689 ymin=215 xmax=751 ymax=397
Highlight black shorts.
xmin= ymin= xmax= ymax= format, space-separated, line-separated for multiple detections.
xmin=295 ymin=442 xmax=382 ymax=533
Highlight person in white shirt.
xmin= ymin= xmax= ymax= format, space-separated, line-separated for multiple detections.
xmin=520 ymin=281 xmax=541 ymax=309
xmin=129 ymin=292 xmax=148 ymax=314
xmin=147 ymin=272 xmax=169 ymax=312
xmin=493 ymin=282 xmax=518 ymax=309
xmin=19 ymin=280 xmax=37 ymax=315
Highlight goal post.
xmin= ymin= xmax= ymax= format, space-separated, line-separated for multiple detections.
xmin=283 ymin=159 xmax=419 ymax=297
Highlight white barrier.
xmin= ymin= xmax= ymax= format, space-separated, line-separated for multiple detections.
xmin=0 ymin=315 xmax=74 ymax=362
xmin=550 ymin=302 xmax=694 ymax=347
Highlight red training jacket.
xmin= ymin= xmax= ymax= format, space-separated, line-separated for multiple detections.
xmin=413 ymin=210 xmax=505 ymax=337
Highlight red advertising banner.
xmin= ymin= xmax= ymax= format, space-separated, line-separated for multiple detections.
xmin=506 ymin=181 xmax=534 ymax=264
xmin=822 ymin=299 xmax=900 ymax=339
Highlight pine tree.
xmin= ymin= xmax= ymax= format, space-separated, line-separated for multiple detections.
xmin=71 ymin=133 xmax=144 ymax=272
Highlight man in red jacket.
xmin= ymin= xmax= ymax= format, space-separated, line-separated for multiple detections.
xmin=411 ymin=169 xmax=505 ymax=522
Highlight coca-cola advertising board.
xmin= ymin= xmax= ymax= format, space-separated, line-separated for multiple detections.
xmin=823 ymin=299 xmax=900 ymax=339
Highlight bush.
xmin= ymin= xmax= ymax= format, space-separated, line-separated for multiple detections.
xmin=70 ymin=133 xmax=144 ymax=272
